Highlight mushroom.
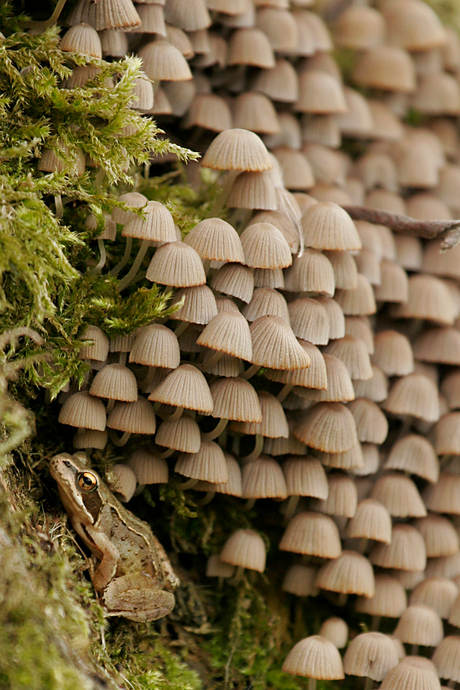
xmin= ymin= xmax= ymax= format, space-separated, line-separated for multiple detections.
xmin=219 ymin=529 xmax=266 ymax=584
xmin=282 ymin=635 xmax=344 ymax=690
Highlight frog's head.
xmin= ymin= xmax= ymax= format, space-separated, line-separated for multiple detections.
xmin=50 ymin=453 xmax=105 ymax=524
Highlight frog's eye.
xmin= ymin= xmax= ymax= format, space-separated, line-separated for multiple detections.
xmin=77 ymin=471 xmax=98 ymax=493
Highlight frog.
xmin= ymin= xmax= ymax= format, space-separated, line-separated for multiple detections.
xmin=50 ymin=452 xmax=180 ymax=622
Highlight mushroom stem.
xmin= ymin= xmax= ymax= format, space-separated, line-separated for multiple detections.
xmin=118 ymin=239 xmax=151 ymax=291
xmin=228 ymin=565 xmax=245 ymax=586
xmin=196 ymin=490 xmax=216 ymax=506
xmin=54 ymin=194 xmax=63 ymax=219
xmin=277 ymin=384 xmax=293 ymax=402
xmin=109 ymin=236 xmax=133 ymax=277
xmin=370 ymin=615 xmax=381 ymax=631
xmin=242 ymin=498 xmax=256 ymax=511
xmin=308 ymin=678 xmax=317 ymax=690
xmin=447 ymin=680 xmax=456 ymax=689
xmin=208 ymin=170 xmax=240 ymax=218
xmin=202 ymin=258 xmax=212 ymax=275
xmin=240 ymin=434 xmax=263 ymax=462
xmin=240 ymin=364 xmax=261 ymax=380
xmin=202 ymin=349 xmax=224 ymax=368
xmin=171 ymin=477 xmax=199 ymax=490
xmin=25 ymin=0 xmax=68 ymax=28
xmin=118 ymin=352 xmax=127 ymax=366
xmin=283 ymin=495 xmax=300 ymax=523
xmin=202 ymin=418 xmax=228 ymax=441
xmin=91 ymin=239 xmax=107 ymax=273
xmin=342 ymin=205 xmax=460 ymax=248
xmin=358 ymin=537 xmax=368 ymax=554
xmin=106 ymin=400 xmax=115 ymax=413
xmin=174 ymin=322 xmax=189 ymax=338
xmin=364 ymin=676 xmax=373 ymax=690
xmin=157 ymin=447 xmax=174 ymax=458
xmin=153 ymin=404 xmax=184 ymax=422
xmin=108 ymin=430 xmax=131 ymax=447
xmin=338 ymin=592 xmax=348 ymax=606
xmin=411 ymin=644 xmax=419 ymax=656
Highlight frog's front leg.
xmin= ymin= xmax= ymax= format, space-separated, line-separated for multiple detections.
xmin=84 ymin=523 xmax=119 ymax=591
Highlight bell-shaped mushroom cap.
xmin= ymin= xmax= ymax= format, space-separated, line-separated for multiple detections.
xmin=266 ymin=341 xmax=327 ymax=391
xmin=319 ymin=618 xmax=348 ymax=649
xmin=282 ymin=564 xmax=319 ymax=597
xmin=137 ymin=39 xmax=192 ymax=81
xmin=90 ymin=363 xmax=138 ymax=402
xmin=233 ymin=92 xmax=281 ymax=136
xmin=110 ymin=464 xmax=137 ymax=502
xmin=382 ymin=0 xmax=446 ymax=51
xmin=303 ymin=354 xmax=354 ymax=404
xmin=209 ymin=377 xmax=261 ymax=423
xmin=371 ymin=524 xmax=427 ymax=572
xmin=67 ymin=0 xmax=141 ymax=31
xmin=441 ymin=371 xmax=460 ymax=409
xmin=79 ymin=325 xmax=109 ymax=362
xmin=385 ymin=435 xmax=439 ymax=483
xmin=175 ymin=439 xmax=228 ymax=484
xmin=413 ymin=327 xmax=460 ymax=366
xmin=288 ymin=298 xmax=330 ymax=346
xmin=316 ymin=296 xmax=345 ymax=340
xmin=296 ymin=70 xmax=347 ymax=115
xmin=232 ymin=391 xmax=289 ymax=438
xmin=315 ymin=473 xmax=357 ymax=518
xmin=163 ymin=0 xmax=210 ymax=31
xmin=107 ymin=397 xmax=156 ymax=434
xmin=284 ymin=249 xmax=335 ymax=297
xmin=414 ymin=515 xmax=459 ymax=558
xmin=316 ymin=550 xmax=375 ymax=597
xmin=380 ymin=657 xmax=441 ymax=690
xmin=279 ymin=511 xmax=342 ymax=558
xmin=410 ymin=577 xmax=458 ymax=619
xmin=197 ymin=311 xmax=252 ymax=361
xmin=127 ymin=449 xmax=168 ymax=485
xmin=272 ymin=147 xmax=315 ymax=191
xmin=374 ymin=260 xmax=409 ymax=303
xmin=354 ymin=365 xmax=388 ymax=403
xmin=347 ymin=499 xmax=392 ymax=544
xmin=383 ymin=373 xmax=440 ymax=423
xmin=392 ymin=275 xmax=457 ymax=326
xmin=211 ymin=262 xmax=254 ymax=304
xmin=282 ymin=635 xmax=345 ymax=680
xmin=183 ymin=218 xmax=244 ymax=263
xmin=249 ymin=315 xmax=310 ymax=370
xmin=148 ymin=364 xmax=213 ymax=414
xmin=60 ymin=22 xmax=102 ymax=58
xmin=242 ymin=455 xmax=288 ymax=499
xmin=335 ymin=274 xmax=377 ymax=316
xmin=325 ymin=250 xmax=358 ymax=291
xmin=344 ymin=632 xmax=399 ymax=681
xmin=170 ymin=285 xmax=218 ymax=326
xmin=202 ymin=128 xmax=272 ymax=172
xmin=59 ymin=391 xmax=106 ymax=431
xmin=283 ymin=456 xmax=328 ymax=499
xmin=424 ymin=472 xmax=460 ymax=515
xmin=301 ymin=201 xmax=361 ymax=252
xmin=373 ymin=330 xmax=414 ymax=377
xmin=227 ymin=170 xmax=278 ymax=211
xmin=111 ymin=191 xmax=147 ymax=225
xmin=427 ymin=552 xmax=460 ymax=580
xmin=394 ymin=604 xmax=444 ymax=647
xmin=228 ymin=27 xmax=275 ymax=69
xmin=155 ymin=414 xmax=201 ymax=454
xmin=206 ymin=555 xmax=235 ymax=579
xmin=294 ymin=402 xmax=358 ymax=453
xmin=356 ymin=574 xmax=407 ymax=618
xmin=129 ymin=324 xmax=180 ymax=368
xmin=220 ymin=529 xmax=266 ymax=572
xmin=432 ymin=413 xmax=460 ymax=455
xmin=433 ymin=636 xmax=460 ymax=682
xmin=318 ymin=443 xmax=364 ymax=472
xmin=146 ymin=242 xmax=206 ymax=288
xmin=73 ymin=428 xmax=108 ymax=450
xmin=370 ymin=473 xmax=426 ymax=519
xmin=240 ymin=222 xmax=292 ymax=270
xmin=121 ymin=200 xmax=176 ymax=243
xmin=334 ymin=5 xmax=385 ymax=50
xmin=325 ymin=336 xmax=373 ymax=381
xmin=196 ymin=452 xmax=243 ymax=498
xmin=352 ymin=45 xmax=416 ymax=92
xmin=243 ymin=288 xmax=289 ymax=324
xmin=253 ymin=58 xmax=299 ymax=104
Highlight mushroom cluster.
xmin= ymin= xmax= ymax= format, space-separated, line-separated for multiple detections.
xmin=54 ymin=0 xmax=460 ymax=684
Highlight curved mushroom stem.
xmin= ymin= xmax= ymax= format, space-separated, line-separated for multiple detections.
xmin=240 ymin=364 xmax=261 ymax=380
xmin=54 ymin=194 xmax=63 ymax=219
xmin=228 ymin=565 xmax=245 ymax=586
xmin=118 ymin=351 xmax=127 ymax=366
xmin=106 ymin=399 xmax=115 ymax=413
xmin=202 ymin=349 xmax=223 ymax=368
xmin=240 ymin=434 xmax=263 ymax=462
xmin=158 ymin=447 xmax=175 ymax=458
xmin=109 ymin=430 xmax=131 ymax=447
xmin=202 ymin=258 xmax=212 ymax=275
xmin=283 ymin=495 xmax=300 ymax=523
xmin=208 ymin=170 xmax=240 ymax=219
xmin=174 ymin=322 xmax=189 ymax=338
xmin=242 ymin=498 xmax=256 ymax=511
xmin=364 ymin=676 xmax=373 ymax=690
xmin=91 ymin=239 xmax=107 ymax=272
xmin=196 ymin=490 xmax=216 ymax=506
xmin=109 ymin=236 xmax=133 ymax=277
xmin=153 ymin=404 xmax=184 ymax=422
xmin=308 ymin=678 xmax=317 ymax=690
xmin=171 ymin=477 xmax=199 ymax=490
xmin=370 ymin=615 xmax=381 ymax=632
xmin=118 ymin=239 xmax=151 ymax=291
xmin=277 ymin=384 xmax=293 ymax=402
xmin=25 ymin=0 xmax=68 ymax=28
xmin=338 ymin=592 xmax=348 ymax=606
xmin=410 ymin=644 xmax=419 ymax=656
xmin=358 ymin=537 xmax=368 ymax=554
xmin=202 ymin=418 xmax=228 ymax=441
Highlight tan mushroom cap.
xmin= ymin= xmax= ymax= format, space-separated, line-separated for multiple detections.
xmin=233 ymin=92 xmax=280 ymax=136
xmin=59 ymin=391 xmax=107 ymax=431
xmin=391 ymin=274 xmax=457 ymax=326
xmin=282 ymin=635 xmax=344 ymax=680
xmin=334 ymin=5 xmax=385 ymax=51
xmin=90 ymin=363 xmax=138 ymax=402
xmin=266 ymin=341 xmax=327 ymax=391
xmin=427 ymin=552 xmax=460 ymax=581
xmin=170 ymin=285 xmax=218 ymax=326
xmin=242 ymin=288 xmax=289 ymax=324
xmin=410 ymin=577 xmax=458 ymax=619
xmin=373 ymin=330 xmax=414 ymax=377
xmin=432 ymin=413 xmax=460 ymax=455
xmin=325 ymin=336 xmax=373 ymax=381
xmin=414 ymin=515 xmax=459 ymax=558
xmin=60 ymin=22 xmax=103 ymax=58
xmin=279 ymin=511 xmax=342 ymax=558
xmin=220 ymin=529 xmax=266 ymax=572
xmin=355 ymin=247 xmax=381 ymax=286
xmin=385 ymin=435 xmax=439 ymax=483
xmin=383 ymin=373 xmax=440 ymax=423
xmin=356 ymin=575 xmax=407 ymax=618
xmin=211 ymin=262 xmax=254 ymax=303
xmin=315 ymin=473 xmax=357 ymax=518
xmin=318 ymin=443 xmax=364 ymax=472
xmin=325 ymin=250 xmax=358 ymax=291
xmin=227 ymin=27 xmax=275 ymax=68
xmin=282 ymin=456 xmax=328 ymax=499
xmin=441 ymin=371 xmax=460 ymax=409
xmin=335 ymin=274 xmax=376 ymax=316
xmin=288 ymin=298 xmax=330 ymax=346
xmin=433 ymin=636 xmax=460 ymax=683
xmin=155 ymin=414 xmax=201 ymax=454
xmin=227 ymin=171 xmax=278 ymax=211
xmin=241 ymin=455 xmax=288 ymax=499
xmin=380 ymin=657 xmax=441 ymax=690
xmin=282 ymin=564 xmax=319 ymax=597
xmin=424 ymin=472 xmax=460 ymax=515
xmin=414 ymin=327 xmax=460 ymax=366
xmin=370 ymin=524 xmax=427 ymax=572
xmin=107 ymin=397 xmax=156 ymax=434
xmin=283 ymin=249 xmax=335 ymax=297
xmin=394 ymin=604 xmax=444 ymax=647
xmin=231 ymin=391 xmax=288 ymax=439
xmin=112 ymin=192 xmax=148 ymax=225
xmin=163 ymin=0 xmax=210 ymax=31
xmin=175 ymin=439 xmax=228 ymax=484
xmin=294 ymin=351 xmax=353 ymax=402
xmin=395 ymin=234 xmax=423 ymax=271
xmin=73 ymin=428 xmax=108 ymax=450
xmin=146 ymin=241 xmax=206 ymax=288
xmin=148 ymin=364 xmax=213 ymax=414
xmin=110 ymin=464 xmax=137 ymax=502
xmin=382 ymin=0 xmax=446 ymax=51
xmin=127 ymin=449 xmax=168 ymax=485
xmin=374 ymin=260 xmax=409 ymax=303
xmin=129 ymin=324 xmax=180 ymax=368
xmin=121 ymin=200 xmax=176 ymax=243
xmin=295 ymin=70 xmax=347 ymax=115
xmin=294 ymin=402 xmax=358 ymax=453
xmin=208 ymin=377 xmax=261 ymax=423
xmin=253 ymin=267 xmax=284 ymax=289
xmin=184 ymin=218 xmax=245 ymax=263
xmin=316 ymin=296 xmax=345 ymax=339
xmin=273 ymin=147 xmax=315 ymax=190
xmin=316 ymin=550 xmax=375 ymax=598
xmin=249 ymin=315 xmax=310 ymax=370
xmin=197 ymin=311 xmax=252 ymax=361
xmin=79 ymin=325 xmax=109 ymax=362
xmin=301 ymin=201 xmax=361 ymax=252
xmin=319 ymin=618 xmax=348 ymax=649
xmin=347 ymin=499 xmax=392 ymax=544
xmin=240 ymin=222 xmax=292 ymax=270
xmin=206 ymin=555 xmax=235 ymax=579
xmin=370 ymin=473 xmax=426 ymax=519
xmin=201 ymin=128 xmax=273 ymax=172
xmin=353 ymin=365 xmax=388 ymax=404
xmin=137 ymin=40 xmax=192 ymax=81
xmin=352 ymin=45 xmax=416 ymax=93
xmin=343 ymin=632 xmax=399 ymax=681
xmin=252 ymin=58 xmax=299 ymax=104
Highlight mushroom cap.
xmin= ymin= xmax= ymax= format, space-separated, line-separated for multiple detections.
xmin=73 ymin=428 xmax=108 ymax=450
xmin=370 ymin=524 xmax=427 ymax=572
xmin=372 ymin=330 xmax=414 ymax=377
xmin=352 ymin=45 xmax=416 ymax=93
xmin=175 ymin=439 xmax=228 ymax=484
xmin=220 ymin=529 xmax=266 ymax=572
xmin=383 ymin=373 xmax=440 ymax=423
xmin=294 ymin=402 xmax=358 ymax=453
xmin=370 ymin=473 xmax=426 ymax=519
xmin=249 ymin=315 xmax=310 ymax=370
xmin=302 ymin=353 xmax=355 ymax=404
xmin=137 ymin=39 xmax=192 ymax=81
xmin=148 ymin=364 xmax=213 ymax=414
xmin=266 ymin=341 xmax=327 ymax=391
xmin=129 ymin=324 xmax=181 ymax=368
xmin=67 ymin=0 xmax=141 ymax=31
xmin=107 ymin=397 xmax=156 ymax=434
xmin=410 ymin=577 xmax=458 ymax=619
xmin=295 ymin=70 xmax=347 ymax=115
xmin=79 ymin=325 xmax=109 ymax=362
xmin=414 ymin=515 xmax=459 ymax=558
xmin=335 ymin=274 xmax=377 ymax=316
xmin=127 ymin=449 xmax=168 ymax=485
xmin=284 ymin=249 xmax=335 ymax=297
xmin=325 ymin=250 xmax=358 ymax=291
xmin=121 ymin=200 xmax=176 ymax=242
xmin=243 ymin=288 xmax=290 ymax=324
xmin=382 ymin=0 xmax=446 ymax=51
xmin=60 ymin=22 xmax=102 ymax=58
xmin=240 ymin=222 xmax=292 ymax=269
xmin=233 ymin=91 xmax=281 ymax=136
xmin=343 ymin=632 xmax=399 ymax=681
xmin=385 ymin=435 xmax=439 ymax=483
xmin=170 ymin=285 xmax=218 ymax=326
xmin=184 ymin=218 xmax=245 ymax=263
xmin=347 ymin=499 xmax=392 ymax=544
xmin=241 ymin=455 xmax=288 ymax=499
xmin=433 ymin=636 xmax=460 ymax=683
xmin=316 ymin=296 xmax=346 ymax=339
xmin=414 ymin=327 xmax=460 ymax=366
xmin=334 ymin=5 xmax=385 ymax=51
xmin=227 ymin=27 xmax=275 ymax=69
xmin=391 ymin=274 xmax=457 ymax=326
xmin=316 ymin=550 xmax=375 ymax=597
xmin=394 ymin=604 xmax=444 ymax=647
xmin=146 ymin=241 xmax=206 ymax=287
xmin=315 ymin=473 xmax=357 ymax=518
xmin=354 ymin=365 xmax=388 ymax=403
xmin=424 ymin=472 xmax=460 ymax=515
xmin=283 ymin=456 xmax=328 ymax=499
xmin=318 ymin=443 xmax=364 ymax=472
xmin=206 ymin=555 xmax=235 ymax=579
xmin=301 ymin=201 xmax=361 ymax=251
xmin=432 ymin=413 xmax=460 ymax=455
xmin=282 ymin=564 xmax=319 ymax=597
xmin=155 ymin=414 xmax=201 ymax=454
xmin=231 ymin=390 xmax=288 ymax=439
xmin=380 ymin=657 xmax=441 ymax=690
xmin=90 ymin=363 xmax=138 ymax=402
xmin=211 ymin=262 xmax=254 ymax=303
xmin=201 ymin=128 xmax=272 ymax=171
xmin=282 ymin=635 xmax=345 ymax=680
xmin=197 ymin=311 xmax=252 ymax=361
xmin=279 ymin=511 xmax=342 ymax=558
xmin=163 ymin=0 xmax=211 ymax=31
xmin=356 ymin=574 xmax=407 ymax=618
xmin=288 ymin=298 xmax=330 ymax=345
xmin=209 ymin=377 xmax=261 ymax=422
xmin=326 ymin=336 xmax=373 ymax=381
xmin=59 ymin=391 xmax=107 ymax=431
xmin=110 ymin=464 xmax=137 ymax=502
xmin=319 ymin=618 xmax=348 ymax=649
xmin=227 ymin=170 xmax=278 ymax=211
